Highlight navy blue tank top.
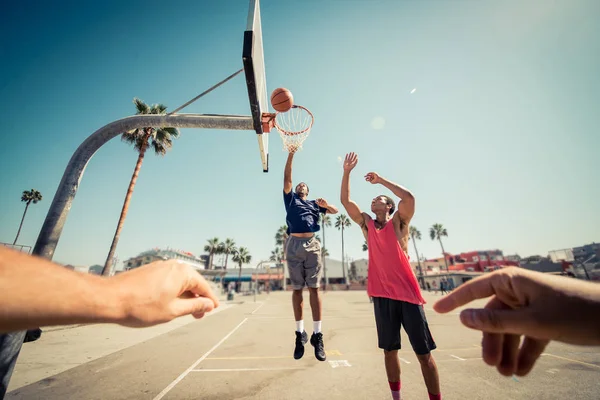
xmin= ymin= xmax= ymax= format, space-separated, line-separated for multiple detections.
xmin=283 ymin=190 xmax=327 ymax=234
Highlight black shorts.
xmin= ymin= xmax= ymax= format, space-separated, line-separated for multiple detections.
xmin=372 ymin=297 xmax=436 ymax=355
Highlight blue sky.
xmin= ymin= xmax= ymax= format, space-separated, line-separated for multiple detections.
xmin=1 ymin=0 xmax=599 ymax=269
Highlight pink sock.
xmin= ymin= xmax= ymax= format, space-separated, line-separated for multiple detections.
xmin=389 ymin=381 xmax=401 ymax=399
xmin=428 ymin=393 xmax=441 ymax=400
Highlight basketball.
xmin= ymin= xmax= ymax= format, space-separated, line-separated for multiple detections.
xmin=270 ymin=88 xmax=294 ymax=112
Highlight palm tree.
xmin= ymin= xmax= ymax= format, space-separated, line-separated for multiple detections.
xmin=13 ymin=189 xmax=43 ymax=245
xmin=362 ymin=240 xmax=368 ymax=252
xmin=214 ymin=244 xmax=225 ymax=268
xmin=232 ymin=247 xmax=252 ymax=292
xmin=320 ymin=213 xmax=332 ymax=288
xmin=102 ymin=98 xmax=179 ymax=276
xmin=220 ymin=238 xmax=236 ymax=270
xmin=335 ymin=214 xmax=352 ymax=284
xmin=410 ymin=226 xmax=424 ymax=285
xmin=204 ymin=237 xmax=220 ymax=270
xmin=270 ymin=247 xmax=283 ymax=263
xmin=275 ymin=225 xmax=288 ymax=247
xmin=430 ymin=223 xmax=449 ymax=273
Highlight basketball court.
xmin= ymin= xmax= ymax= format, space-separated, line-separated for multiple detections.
xmin=5 ymin=1 xmax=600 ymax=399
xmin=7 ymin=291 xmax=600 ymax=399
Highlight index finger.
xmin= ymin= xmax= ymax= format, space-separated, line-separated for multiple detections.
xmin=185 ymin=270 xmax=220 ymax=308
xmin=433 ymin=273 xmax=501 ymax=313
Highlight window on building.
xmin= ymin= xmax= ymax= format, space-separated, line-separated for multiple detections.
xmin=473 ymin=256 xmax=479 ymax=262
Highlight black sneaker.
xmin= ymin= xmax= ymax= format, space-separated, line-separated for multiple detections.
xmin=294 ymin=331 xmax=308 ymax=360
xmin=310 ymin=332 xmax=326 ymax=361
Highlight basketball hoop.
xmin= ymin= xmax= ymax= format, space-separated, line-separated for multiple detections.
xmin=262 ymin=105 xmax=314 ymax=152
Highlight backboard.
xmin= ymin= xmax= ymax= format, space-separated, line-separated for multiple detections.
xmin=548 ymin=248 xmax=574 ymax=263
xmin=243 ymin=0 xmax=269 ymax=172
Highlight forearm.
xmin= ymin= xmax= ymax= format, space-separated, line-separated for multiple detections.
xmin=379 ymin=176 xmax=414 ymax=201
xmin=341 ymin=171 xmax=352 ymax=205
xmin=0 ymin=248 xmax=124 ymax=332
xmin=284 ymin=153 xmax=294 ymax=188
xmin=324 ymin=204 xmax=339 ymax=214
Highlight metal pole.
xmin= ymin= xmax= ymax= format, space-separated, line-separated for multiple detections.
xmin=321 ymin=213 xmax=328 ymax=291
xmin=32 ymin=114 xmax=253 ymax=260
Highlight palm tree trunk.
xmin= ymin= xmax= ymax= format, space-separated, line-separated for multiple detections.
xmin=322 ymin=222 xmax=327 ymax=290
xmin=208 ymin=252 xmax=214 ymax=270
xmin=341 ymin=227 xmax=347 ymax=285
xmin=224 ymin=252 xmax=229 ymax=270
xmin=412 ymin=235 xmax=423 ymax=286
xmin=237 ymin=262 xmax=243 ymax=292
xmin=13 ymin=202 xmax=30 ymax=245
xmin=102 ymin=139 xmax=148 ymax=276
xmin=438 ymin=238 xmax=449 ymax=274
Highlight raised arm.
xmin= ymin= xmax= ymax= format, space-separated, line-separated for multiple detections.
xmin=283 ymin=152 xmax=294 ymax=194
xmin=365 ymin=172 xmax=415 ymax=222
xmin=340 ymin=153 xmax=368 ymax=230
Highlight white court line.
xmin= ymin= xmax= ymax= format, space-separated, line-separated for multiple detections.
xmin=191 ymin=367 xmax=304 ymax=372
xmin=542 ymin=353 xmax=600 ymax=369
xmin=251 ymin=302 xmax=266 ymax=315
xmin=152 ymin=318 xmax=248 ymax=400
xmin=399 ymin=358 xmax=411 ymax=364
xmin=450 ymin=355 xmax=466 ymax=361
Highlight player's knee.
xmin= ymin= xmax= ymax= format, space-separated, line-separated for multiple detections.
xmin=416 ymin=352 xmax=434 ymax=366
xmin=384 ymin=350 xmax=398 ymax=358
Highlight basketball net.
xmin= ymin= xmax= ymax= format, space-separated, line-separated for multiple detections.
xmin=262 ymin=105 xmax=314 ymax=153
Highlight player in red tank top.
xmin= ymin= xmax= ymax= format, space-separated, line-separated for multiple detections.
xmin=340 ymin=152 xmax=442 ymax=400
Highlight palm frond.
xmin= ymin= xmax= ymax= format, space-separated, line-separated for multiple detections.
xmin=151 ymin=140 xmax=169 ymax=156
xmin=410 ymin=226 xmax=421 ymax=240
xmin=150 ymin=103 xmax=168 ymax=115
xmin=162 ymin=126 xmax=180 ymax=139
xmin=133 ymin=98 xmax=150 ymax=114
xmin=121 ymin=129 xmax=143 ymax=144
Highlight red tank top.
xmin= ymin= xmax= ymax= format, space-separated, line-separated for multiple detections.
xmin=367 ymin=219 xmax=425 ymax=305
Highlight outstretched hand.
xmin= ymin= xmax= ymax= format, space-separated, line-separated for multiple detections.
xmin=110 ymin=260 xmax=220 ymax=328
xmin=343 ymin=152 xmax=358 ymax=172
xmin=364 ymin=172 xmax=382 ymax=184
xmin=433 ymin=267 xmax=600 ymax=377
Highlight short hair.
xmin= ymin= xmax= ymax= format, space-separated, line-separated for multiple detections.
xmin=380 ymin=195 xmax=395 ymax=215
xmin=296 ymin=182 xmax=309 ymax=194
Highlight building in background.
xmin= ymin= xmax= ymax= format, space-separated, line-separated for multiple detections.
xmin=572 ymin=243 xmax=600 ymax=262
xmin=123 ymin=248 xmax=208 ymax=271
xmin=505 ymin=254 xmax=521 ymax=263
xmin=63 ymin=264 xmax=90 ymax=273
xmin=350 ymin=259 xmax=368 ymax=282
xmin=219 ymin=262 xmax=285 ymax=293
xmin=519 ymin=255 xmax=564 ymax=274
xmin=88 ymin=265 xmax=103 ymax=275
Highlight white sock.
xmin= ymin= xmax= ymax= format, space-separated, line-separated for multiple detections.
xmin=313 ymin=321 xmax=322 ymax=333
xmin=296 ymin=320 xmax=304 ymax=333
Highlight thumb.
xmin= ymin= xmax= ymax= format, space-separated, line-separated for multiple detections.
xmin=173 ymin=296 xmax=215 ymax=318
xmin=460 ymin=308 xmax=534 ymax=335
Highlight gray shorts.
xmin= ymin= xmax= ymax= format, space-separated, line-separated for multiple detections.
xmin=285 ymin=235 xmax=323 ymax=290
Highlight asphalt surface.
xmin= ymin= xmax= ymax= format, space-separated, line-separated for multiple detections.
xmin=7 ymin=290 xmax=600 ymax=399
